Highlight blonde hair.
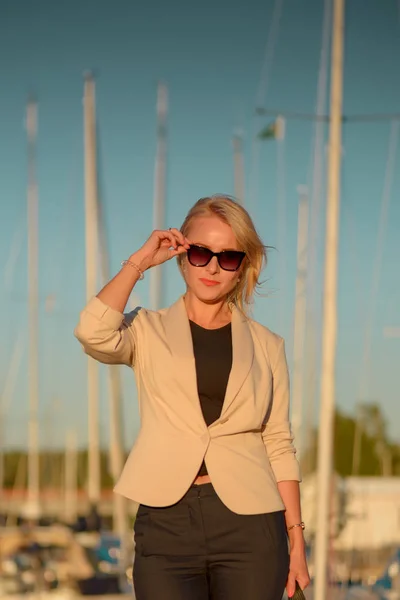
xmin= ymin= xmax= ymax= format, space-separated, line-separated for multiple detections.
xmin=178 ymin=195 xmax=267 ymax=314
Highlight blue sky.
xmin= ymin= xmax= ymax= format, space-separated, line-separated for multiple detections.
xmin=1 ymin=0 xmax=399 ymax=450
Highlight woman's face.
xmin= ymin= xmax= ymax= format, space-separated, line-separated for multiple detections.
xmin=183 ymin=216 xmax=243 ymax=304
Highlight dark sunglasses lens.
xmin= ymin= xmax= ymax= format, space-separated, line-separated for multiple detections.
xmin=219 ymin=251 xmax=244 ymax=271
xmin=187 ymin=246 xmax=212 ymax=266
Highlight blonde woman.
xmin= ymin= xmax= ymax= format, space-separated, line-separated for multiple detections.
xmin=74 ymin=196 xmax=310 ymax=599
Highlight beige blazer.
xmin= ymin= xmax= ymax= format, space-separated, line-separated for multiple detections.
xmin=74 ymin=295 xmax=301 ymax=515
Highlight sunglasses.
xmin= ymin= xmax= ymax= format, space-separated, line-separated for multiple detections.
xmin=187 ymin=245 xmax=246 ymax=272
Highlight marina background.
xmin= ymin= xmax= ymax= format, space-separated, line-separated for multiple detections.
xmin=1 ymin=0 xmax=400 ymax=598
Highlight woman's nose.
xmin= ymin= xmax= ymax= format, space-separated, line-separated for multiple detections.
xmin=206 ymin=256 xmax=219 ymax=274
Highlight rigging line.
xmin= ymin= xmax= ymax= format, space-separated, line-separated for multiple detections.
xmin=340 ymin=160 xmax=364 ymax=325
xmin=255 ymin=109 xmax=400 ymax=122
xmin=342 ymin=157 xmax=378 ymax=436
xmin=303 ymin=0 xmax=331 ymax=468
xmin=306 ymin=0 xmax=331 ymax=299
xmin=339 ymin=146 xmax=371 ymax=466
xmin=344 ymin=113 xmax=400 ymax=123
xmin=256 ymin=109 xmax=329 ymax=120
xmin=255 ymin=0 xmax=284 ymax=108
xmin=0 ymin=330 xmax=24 ymax=493
xmin=43 ymin=151 xmax=81 ymax=420
xmin=305 ymin=0 xmax=331 ymax=323
xmin=96 ymin=122 xmax=112 ymax=288
xmin=50 ymin=151 xmax=81 ymax=301
xmin=0 ymin=329 xmax=24 ymax=418
xmin=276 ymin=135 xmax=287 ymax=335
xmin=4 ymin=108 xmax=36 ymax=294
xmin=4 ymin=209 xmax=25 ymax=293
xmin=44 ymin=157 xmax=79 ymax=422
xmin=247 ymin=0 xmax=284 ymax=213
xmin=305 ymin=0 xmax=330 ymax=561
xmin=96 ymin=121 xmax=129 ymax=462
xmin=359 ymin=120 xmax=399 ymax=400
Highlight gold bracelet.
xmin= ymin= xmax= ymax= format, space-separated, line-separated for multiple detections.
xmin=287 ymin=521 xmax=305 ymax=532
xmin=121 ymin=260 xmax=144 ymax=280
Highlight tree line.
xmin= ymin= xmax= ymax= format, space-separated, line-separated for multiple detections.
xmin=302 ymin=402 xmax=400 ymax=477
xmin=2 ymin=402 xmax=399 ymax=490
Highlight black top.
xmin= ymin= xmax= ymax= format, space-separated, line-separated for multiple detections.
xmin=189 ymin=319 xmax=233 ymax=477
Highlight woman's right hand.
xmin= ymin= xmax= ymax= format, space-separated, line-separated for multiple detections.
xmin=132 ymin=228 xmax=191 ymax=272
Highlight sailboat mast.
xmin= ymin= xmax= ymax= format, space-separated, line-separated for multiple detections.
xmin=233 ymin=133 xmax=245 ymax=203
xmin=314 ymin=0 xmax=345 ymax=597
xmin=83 ymin=73 xmax=101 ymax=505
xmin=26 ymin=98 xmax=40 ymax=518
xmin=275 ymin=116 xmax=286 ymax=334
xmin=291 ymin=185 xmax=309 ymax=461
xmin=64 ymin=429 xmax=78 ymax=524
xmin=97 ymin=181 xmax=128 ymax=537
xmin=107 ymin=371 xmax=127 ymax=537
xmin=149 ymin=82 xmax=168 ymax=311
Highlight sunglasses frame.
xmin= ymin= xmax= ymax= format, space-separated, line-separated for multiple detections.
xmin=187 ymin=245 xmax=246 ymax=272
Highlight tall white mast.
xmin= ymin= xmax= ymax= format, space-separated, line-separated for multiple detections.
xmin=64 ymin=430 xmax=78 ymax=524
xmin=97 ymin=189 xmax=128 ymax=538
xmin=275 ymin=116 xmax=286 ymax=334
xmin=233 ymin=133 xmax=245 ymax=203
xmin=314 ymin=0 xmax=345 ymax=598
xmin=291 ymin=186 xmax=309 ymax=460
xmin=83 ymin=73 xmax=101 ymax=505
xmin=149 ymin=82 xmax=168 ymax=311
xmin=26 ymin=98 xmax=40 ymax=519
xmin=303 ymin=0 xmax=331 ymax=473
xmin=107 ymin=372 xmax=127 ymax=537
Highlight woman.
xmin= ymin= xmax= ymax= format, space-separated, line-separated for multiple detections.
xmin=75 ymin=195 xmax=310 ymax=600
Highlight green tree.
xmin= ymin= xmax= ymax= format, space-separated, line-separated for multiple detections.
xmin=302 ymin=403 xmax=396 ymax=477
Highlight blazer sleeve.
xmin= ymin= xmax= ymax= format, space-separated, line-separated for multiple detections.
xmin=262 ymin=338 xmax=301 ymax=482
xmin=74 ymin=296 xmax=139 ymax=366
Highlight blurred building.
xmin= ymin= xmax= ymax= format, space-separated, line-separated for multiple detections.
xmin=302 ymin=474 xmax=400 ymax=550
xmin=302 ymin=474 xmax=400 ymax=583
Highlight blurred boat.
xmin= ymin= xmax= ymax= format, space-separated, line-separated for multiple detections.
xmin=0 ymin=526 xmax=133 ymax=596
xmin=341 ymin=548 xmax=400 ymax=600
xmin=74 ymin=531 xmax=133 ymax=595
xmin=371 ymin=548 xmax=400 ymax=600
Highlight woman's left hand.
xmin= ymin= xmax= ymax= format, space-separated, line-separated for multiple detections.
xmin=286 ymin=541 xmax=310 ymax=598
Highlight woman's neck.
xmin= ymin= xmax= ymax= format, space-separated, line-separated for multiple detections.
xmin=184 ymin=291 xmax=231 ymax=329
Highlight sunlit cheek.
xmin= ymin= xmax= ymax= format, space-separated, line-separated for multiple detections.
xmin=183 ymin=264 xmax=199 ymax=286
xmin=221 ymin=273 xmax=239 ymax=292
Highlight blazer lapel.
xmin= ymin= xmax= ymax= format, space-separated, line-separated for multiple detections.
xmin=220 ymin=306 xmax=254 ymax=418
xmin=162 ymin=297 xmax=254 ymax=424
xmin=162 ymin=296 xmax=203 ymax=420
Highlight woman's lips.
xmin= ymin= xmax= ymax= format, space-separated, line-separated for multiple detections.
xmin=199 ymin=278 xmax=220 ymax=286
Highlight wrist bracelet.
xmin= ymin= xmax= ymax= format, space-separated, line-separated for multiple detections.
xmin=121 ymin=260 xmax=144 ymax=280
xmin=287 ymin=521 xmax=305 ymax=532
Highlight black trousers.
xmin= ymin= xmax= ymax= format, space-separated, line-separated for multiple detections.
xmin=133 ymin=482 xmax=289 ymax=599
